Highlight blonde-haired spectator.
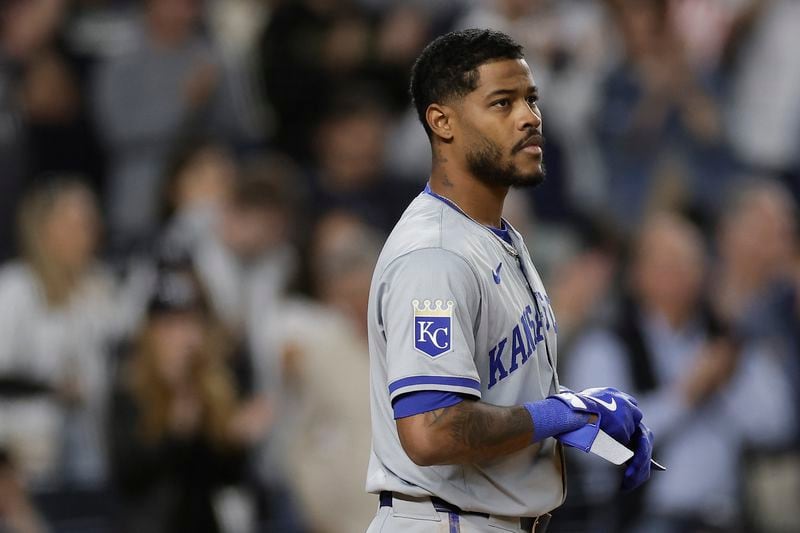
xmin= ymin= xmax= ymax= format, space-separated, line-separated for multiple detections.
xmin=0 ymin=178 xmax=128 ymax=491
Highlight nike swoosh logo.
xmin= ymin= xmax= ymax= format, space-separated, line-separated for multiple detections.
xmin=492 ymin=263 xmax=503 ymax=284
xmin=566 ymin=394 xmax=587 ymax=410
xmin=594 ymin=397 xmax=617 ymax=411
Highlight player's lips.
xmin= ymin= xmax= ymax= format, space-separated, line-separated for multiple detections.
xmin=514 ymin=133 xmax=544 ymax=156
xmin=522 ymin=144 xmax=542 ymax=155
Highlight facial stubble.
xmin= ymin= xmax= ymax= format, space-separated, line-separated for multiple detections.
xmin=466 ymin=132 xmax=546 ymax=188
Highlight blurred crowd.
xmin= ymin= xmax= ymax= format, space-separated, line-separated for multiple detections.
xmin=0 ymin=0 xmax=799 ymax=532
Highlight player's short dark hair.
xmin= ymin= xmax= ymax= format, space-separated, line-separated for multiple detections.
xmin=410 ymin=29 xmax=524 ymax=138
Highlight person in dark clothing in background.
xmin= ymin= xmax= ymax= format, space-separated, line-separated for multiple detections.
xmin=109 ymin=267 xmax=249 ymax=533
xmin=307 ymin=87 xmax=418 ymax=235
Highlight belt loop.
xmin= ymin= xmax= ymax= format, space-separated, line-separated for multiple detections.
xmin=389 ymin=492 xmax=441 ymax=522
xmin=487 ymin=514 xmax=521 ymax=530
xmin=534 ymin=513 xmax=551 ymax=533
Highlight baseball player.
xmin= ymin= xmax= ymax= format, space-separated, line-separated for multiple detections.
xmin=365 ymin=29 xmax=657 ymax=533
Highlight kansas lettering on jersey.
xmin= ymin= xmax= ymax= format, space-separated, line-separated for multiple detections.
xmin=488 ymin=294 xmax=557 ymax=389
xmin=366 ymin=190 xmax=565 ymax=518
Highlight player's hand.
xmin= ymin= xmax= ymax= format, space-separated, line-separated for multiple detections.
xmin=621 ymin=421 xmax=655 ymax=492
xmin=580 ymin=387 xmax=642 ymax=444
xmin=550 ymin=387 xmax=642 ymax=445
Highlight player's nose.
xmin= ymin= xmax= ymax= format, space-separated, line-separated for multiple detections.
xmin=517 ymin=102 xmax=541 ymax=131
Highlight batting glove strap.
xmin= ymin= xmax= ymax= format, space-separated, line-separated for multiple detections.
xmin=548 ymin=391 xmax=602 ymax=452
xmin=549 ymin=390 xmax=602 ymax=416
xmin=523 ymin=398 xmax=592 ymax=444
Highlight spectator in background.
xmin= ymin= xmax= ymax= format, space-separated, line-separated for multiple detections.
xmin=0 ymin=0 xmax=103 ymax=261
xmin=725 ymin=0 xmax=800 ymax=190
xmin=160 ymin=136 xmax=238 ymax=257
xmin=20 ymin=46 xmax=106 ymax=194
xmin=10 ymin=0 xmax=111 ymax=196
xmin=109 ymin=267 xmax=266 ymax=533
xmin=93 ymin=0 xmax=258 ymax=256
xmin=597 ymin=0 xmax=734 ymax=227
xmin=372 ymin=3 xmax=431 ymax=112
xmin=309 ymin=88 xmax=418 ymax=234
xmin=563 ymin=213 xmax=796 ymax=532
xmin=257 ymin=0 xmax=375 ymax=160
xmin=178 ymin=161 xmax=310 ymax=531
xmin=2 ymin=0 xmax=107 ymax=189
xmin=545 ymin=238 xmax=618 ymax=347
xmin=268 ymin=211 xmax=382 ymax=533
xmin=711 ymin=179 xmax=800 ymax=530
xmin=305 ymin=211 xmax=383 ymax=338
xmin=0 ymin=178 xmax=129 ymax=498
xmin=162 ymin=158 xmax=301 ymax=388
xmin=713 ymin=180 xmax=797 ymax=335
xmin=0 ymin=0 xmax=30 ymax=262
xmin=158 ymin=155 xmax=302 ymax=531
xmin=378 ymin=3 xmax=459 ymax=185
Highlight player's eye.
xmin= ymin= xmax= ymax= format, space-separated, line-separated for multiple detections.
xmin=526 ymin=95 xmax=539 ymax=107
xmin=491 ymin=99 xmax=510 ymax=108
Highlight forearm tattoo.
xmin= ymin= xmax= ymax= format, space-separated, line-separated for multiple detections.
xmin=424 ymin=401 xmax=533 ymax=460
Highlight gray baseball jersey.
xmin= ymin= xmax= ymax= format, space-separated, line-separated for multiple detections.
xmin=366 ymin=187 xmax=565 ymax=518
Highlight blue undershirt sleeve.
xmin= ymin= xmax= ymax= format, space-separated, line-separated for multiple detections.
xmin=393 ymin=391 xmax=465 ymax=419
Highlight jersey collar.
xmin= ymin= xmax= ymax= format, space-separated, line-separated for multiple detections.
xmin=423 ymin=182 xmax=519 ymax=257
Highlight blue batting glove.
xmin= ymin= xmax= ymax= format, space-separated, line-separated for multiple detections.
xmin=550 ymin=387 xmax=642 ymax=447
xmin=622 ymin=421 xmax=654 ymax=492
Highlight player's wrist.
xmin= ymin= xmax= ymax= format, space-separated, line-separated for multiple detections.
xmin=523 ymin=398 xmax=592 ymax=444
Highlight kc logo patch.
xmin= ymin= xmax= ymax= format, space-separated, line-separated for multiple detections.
xmin=412 ymin=299 xmax=454 ymax=357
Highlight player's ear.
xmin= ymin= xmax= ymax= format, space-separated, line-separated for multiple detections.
xmin=426 ymin=103 xmax=454 ymax=142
